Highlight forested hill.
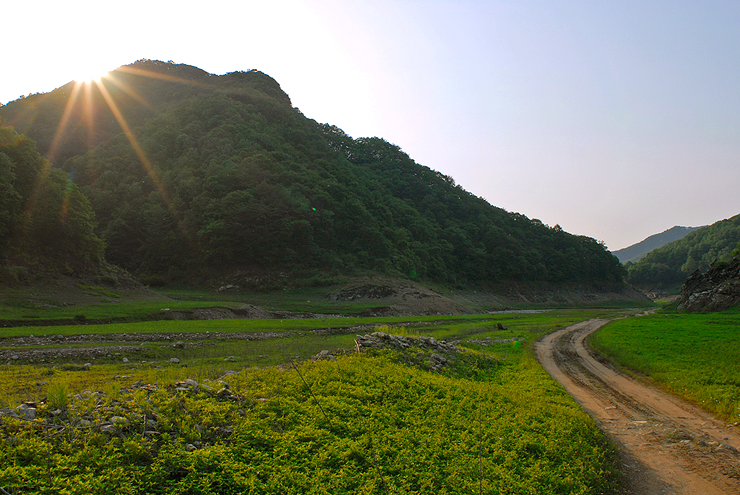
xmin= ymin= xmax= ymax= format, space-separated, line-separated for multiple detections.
xmin=0 ymin=125 xmax=107 ymax=283
xmin=626 ymin=214 xmax=740 ymax=288
xmin=612 ymin=226 xmax=700 ymax=264
xmin=0 ymin=60 xmax=624 ymax=287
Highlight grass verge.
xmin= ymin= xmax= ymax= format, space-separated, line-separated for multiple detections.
xmin=590 ymin=308 xmax=740 ymax=422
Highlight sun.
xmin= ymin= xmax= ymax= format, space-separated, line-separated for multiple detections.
xmin=75 ymin=67 xmax=109 ymax=84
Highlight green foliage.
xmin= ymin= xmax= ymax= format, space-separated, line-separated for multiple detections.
xmin=626 ymin=215 xmax=740 ymax=288
xmin=1 ymin=60 xmax=625 ymax=288
xmin=0 ymin=348 xmax=620 ymax=494
xmin=731 ymin=240 xmax=740 ymax=259
xmin=0 ymin=125 xmax=105 ymax=277
xmin=590 ymin=309 xmax=740 ymax=421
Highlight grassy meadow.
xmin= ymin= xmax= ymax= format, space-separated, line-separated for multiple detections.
xmin=590 ymin=308 xmax=740 ymax=422
xmin=0 ymin=302 xmax=631 ymax=494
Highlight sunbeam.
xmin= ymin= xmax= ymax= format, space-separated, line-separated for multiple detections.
xmin=21 ymin=82 xmax=84 ymax=233
xmin=103 ymin=73 xmax=155 ymax=112
xmin=94 ymin=79 xmax=186 ymax=235
xmin=13 ymin=63 xmax=218 ymax=260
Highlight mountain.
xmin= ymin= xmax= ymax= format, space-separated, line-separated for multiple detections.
xmin=612 ymin=226 xmax=701 ymax=263
xmin=0 ymin=60 xmax=625 ymax=288
xmin=626 ymin=215 xmax=740 ymax=288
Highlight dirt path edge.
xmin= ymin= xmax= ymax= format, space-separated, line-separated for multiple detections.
xmin=534 ymin=319 xmax=740 ymax=495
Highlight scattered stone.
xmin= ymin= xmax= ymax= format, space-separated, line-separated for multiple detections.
xmin=355 ymin=332 xmax=459 ymax=354
xmin=313 ymin=350 xmax=336 ymax=361
xmin=122 ymin=357 xmax=129 ymax=363
xmin=175 ymin=379 xmax=199 ymax=392
xmin=224 ymin=356 xmax=235 ymax=362
xmin=110 ymin=416 xmax=129 ymax=427
xmin=217 ymin=388 xmax=235 ymax=400
xmin=15 ymin=403 xmax=36 ymax=420
xmin=429 ymin=353 xmax=447 ymax=371
xmin=99 ymin=424 xmax=117 ymax=434
xmin=170 ymin=358 xmax=180 ymax=364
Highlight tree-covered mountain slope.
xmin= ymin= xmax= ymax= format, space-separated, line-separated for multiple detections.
xmin=626 ymin=214 xmax=740 ymax=288
xmin=0 ymin=125 xmax=111 ymax=284
xmin=612 ymin=226 xmax=700 ymax=263
xmin=0 ymin=60 xmax=624 ymax=287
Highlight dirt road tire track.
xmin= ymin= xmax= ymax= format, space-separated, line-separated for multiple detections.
xmin=534 ymin=319 xmax=740 ymax=495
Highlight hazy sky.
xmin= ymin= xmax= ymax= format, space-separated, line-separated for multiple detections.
xmin=3 ymin=0 xmax=739 ymax=250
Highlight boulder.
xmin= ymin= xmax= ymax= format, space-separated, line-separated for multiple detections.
xmin=676 ymin=257 xmax=740 ymax=312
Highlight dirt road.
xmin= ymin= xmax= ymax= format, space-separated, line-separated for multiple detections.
xmin=534 ymin=319 xmax=740 ymax=495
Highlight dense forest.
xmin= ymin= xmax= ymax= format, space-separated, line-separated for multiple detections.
xmin=0 ymin=60 xmax=625 ymax=287
xmin=626 ymin=214 xmax=740 ymax=288
xmin=0 ymin=125 xmax=105 ymax=283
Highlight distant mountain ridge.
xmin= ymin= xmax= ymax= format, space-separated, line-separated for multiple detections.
xmin=626 ymin=214 xmax=740 ymax=288
xmin=613 ymin=226 xmax=701 ymax=263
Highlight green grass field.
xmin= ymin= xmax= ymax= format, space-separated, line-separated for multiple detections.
xmin=0 ymin=308 xmax=627 ymax=494
xmin=590 ymin=308 xmax=740 ymax=422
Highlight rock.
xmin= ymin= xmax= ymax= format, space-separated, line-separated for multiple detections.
xmin=677 ymin=257 xmax=740 ymax=312
xmin=16 ymin=403 xmax=36 ymax=420
xmin=217 ymin=388 xmax=234 ymax=400
xmin=313 ymin=350 xmax=337 ymax=361
xmin=83 ymin=363 xmax=92 ymax=369
xmin=170 ymin=358 xmax=180 ymax=364
xmin=110 ymin=416 xmax=129 ymax=427
xmin=429 ymin=353 xmax=447 ymax=371
xmin=172 ymin=341 xmax=185 ymax=348
xmin=224 ymin=356 xmax=235 ymax=362
xmin=99 ymin=424 xmax=117 ymax=434
xmin=182 ymin=378 xmax=198 ymax=389
xmin=122 ymin=357 xmax=129 ymax=363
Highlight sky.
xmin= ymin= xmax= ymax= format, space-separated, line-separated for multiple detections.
xmin=3 ymin=0 xmax=740 ymax=251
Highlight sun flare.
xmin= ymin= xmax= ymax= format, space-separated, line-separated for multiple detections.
xmin=75 ymin=68 xmax=109 ymax=84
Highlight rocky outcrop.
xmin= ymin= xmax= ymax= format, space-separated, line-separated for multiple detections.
xmin=676 ymin=257 xmax=740 ymax=312
xmin=355 ymin=332 xmax=461 ymax=372
xmin=355 ymin=332 xmax=459 ymax=355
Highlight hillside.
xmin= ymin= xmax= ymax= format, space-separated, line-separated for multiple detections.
xmin=0 ymin=125 xmax=120 ymax=285
xmin=626 ymin=214 xmax=740 ymax=289
xmin=612 ymin=226 xmax=700 ymax=263
xmin=0 ymin=60 xmax=624 ymax=289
